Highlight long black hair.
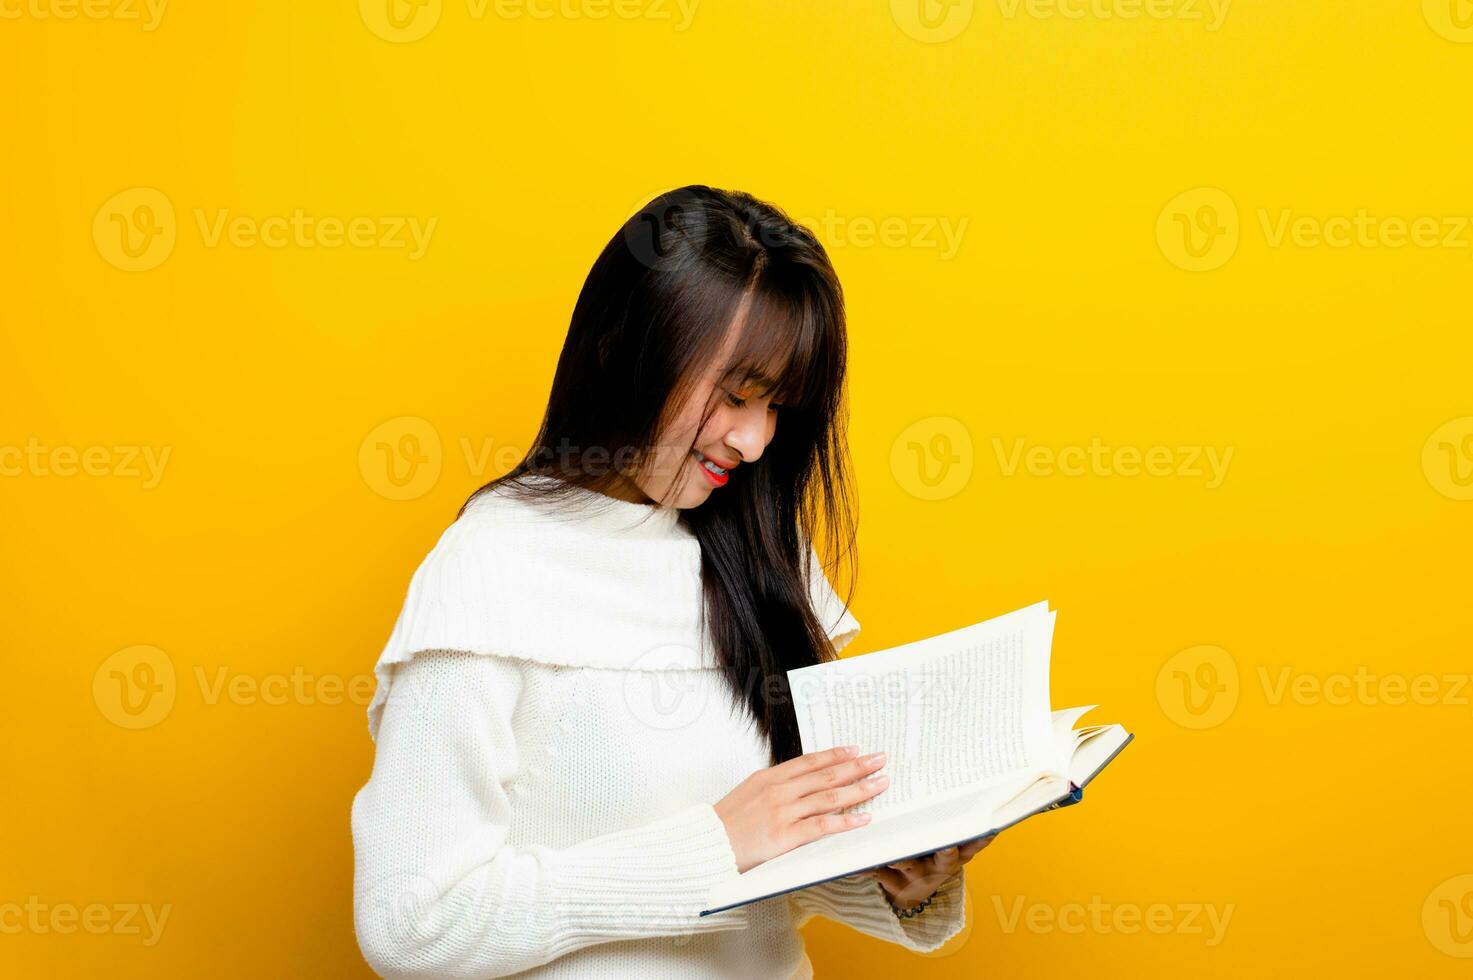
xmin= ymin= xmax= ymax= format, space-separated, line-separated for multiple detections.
xmin=459 ymin=184 xmax=856 ymax=766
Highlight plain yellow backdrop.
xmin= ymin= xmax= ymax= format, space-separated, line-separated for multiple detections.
xmin=3 ymin=0 xmax=1471 ymax=975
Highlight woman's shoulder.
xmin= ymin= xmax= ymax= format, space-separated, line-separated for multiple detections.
xmin=454 ymin=476 xmax=550 ymax=529
xmin=428 ymin=478 xmax=577 ymax=558
xmin=364 ymin=477 xmax=713 ymax=740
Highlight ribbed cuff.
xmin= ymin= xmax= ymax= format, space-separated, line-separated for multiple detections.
xmin=797 ymin=867 xmax=966 ymax=953
xmin=543 ymin=802 xmax=748 ymax=952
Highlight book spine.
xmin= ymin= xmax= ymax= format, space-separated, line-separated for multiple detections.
xmin=1044 ymin=784 xmax=1085 ymax=811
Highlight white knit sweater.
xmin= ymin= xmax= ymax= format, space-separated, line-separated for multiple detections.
xmin=351 ymin=475 xmax=967 ymax=978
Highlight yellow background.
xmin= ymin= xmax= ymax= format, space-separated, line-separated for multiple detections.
xmin=3 ymin=0 xmax=1471 ymax=975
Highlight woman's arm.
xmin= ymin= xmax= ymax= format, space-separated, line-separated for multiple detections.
xmin=787 ymin=867 xmax=966 ymax=953
xmin=351 ymin=649 xmax=748 ymax=979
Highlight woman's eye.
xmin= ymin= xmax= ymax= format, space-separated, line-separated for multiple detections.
xmin=724 ymin=389 xmax=781 ymax=412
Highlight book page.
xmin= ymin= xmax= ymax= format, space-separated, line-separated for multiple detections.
xmin=1052 ymin=704 xmax=1098 ymax=776
xmin=788 ymin=600 xmax=1056 ymax=818
xmin=1068 ymin=724 xmax=1132 ymax=787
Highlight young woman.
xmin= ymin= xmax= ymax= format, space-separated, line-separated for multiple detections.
xmin=351 ymin=185 xmax=993 ymax=978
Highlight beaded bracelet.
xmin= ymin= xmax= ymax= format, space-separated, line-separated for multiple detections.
xmin=889 ymin=886 xmax=940 ymax=919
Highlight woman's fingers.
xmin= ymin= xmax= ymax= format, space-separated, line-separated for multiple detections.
xmin=769 ymin=745 xmax=861 ymax=781
xmin=892 ymin=846 xmax=960 ymax=871
xmin=959 ymin=834 xmax=997 ymax=860
xmin=931 ymin=846 xmax=961 ymax=872
xmin=786 ymin=755 xmax=889 ymax=818
xmin=787 ymin=751 xmax=887 ymax=803
xmin=870 ymin=865 xmax=909 ymax=894
xmin=793 ymin=773 xmax=889 ymax=819
xmin=860 ymin=835 xmax=998 ymax=901
xmin=875 ymin=836 xmax=998 ymax=874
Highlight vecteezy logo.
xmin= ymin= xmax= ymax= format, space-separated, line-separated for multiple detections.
xmin=93 ymin=645 xmax=177 ymax=730
xmin=1422 ymin=417 xmax=1473 ymax=501
xmin=621 ymin=645 xmax=709 ymax=731
xmin=360 ymin=0 xmax=442 ymax=42
xmin=359 ymin=416 xmax=442 ymax=501
xmin=1156 ymin=187 xmax=1240 ymax=272
xmin=889 ymin=416 xmax=973 ymax=501
xmin=1424 ymin=874 xmax=1473 ymax=957
xmin=1155 ymin=645 xmax=1238 ymax=729
xmin=622 ymin=186 xmax=711 ymax=274
xmin=890 ymin=0 xmax=974 ymax=42
xmin=1424 ymin=0 xmax=1473 ymax=42
xmin=93 ymin=188 xmax=177 ymax=272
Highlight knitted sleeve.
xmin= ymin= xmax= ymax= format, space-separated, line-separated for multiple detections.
xmin=787 ymin=867 xmax=967 ymax=953
xmin=351 ymin=649 xmax=749 ymax=978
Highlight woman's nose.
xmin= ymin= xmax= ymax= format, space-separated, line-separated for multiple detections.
xmin=724 ymin=415 xmax=767 ymax=465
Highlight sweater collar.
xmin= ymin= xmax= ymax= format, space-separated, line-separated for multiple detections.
xmin=511 ymin=472 xmax=688 ymax=538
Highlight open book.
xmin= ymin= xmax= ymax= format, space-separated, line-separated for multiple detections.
xmin=700 ymin=600 xmax=1132 ymax=916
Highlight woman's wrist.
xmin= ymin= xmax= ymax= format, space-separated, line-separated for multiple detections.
xmin=885 ymin=884 xmax=941 ymax=918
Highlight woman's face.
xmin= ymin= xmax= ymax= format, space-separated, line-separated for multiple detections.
xmin=629 ymin=366 xmax=781 ymax=508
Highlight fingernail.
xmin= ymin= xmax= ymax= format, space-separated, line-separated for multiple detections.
xmin=862 ymin=751 xmax=885 ymax=764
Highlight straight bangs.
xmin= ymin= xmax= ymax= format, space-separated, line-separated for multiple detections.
xmin=656 ymin=259 xmax=837 ymax=452
xmin=716 ymin=267 xmax=838 ymax=417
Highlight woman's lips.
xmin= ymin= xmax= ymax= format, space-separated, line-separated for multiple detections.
xmin=701 ymin=450 xmax=739 ymax=469
xmin=692 ymin=450 xmax=731 ymax=487
xmin=698 ymin=463 xmax=728 ymax=487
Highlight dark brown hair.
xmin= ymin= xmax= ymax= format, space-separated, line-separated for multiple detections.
xmin=460 ymin=184 xmax=856 ymax=765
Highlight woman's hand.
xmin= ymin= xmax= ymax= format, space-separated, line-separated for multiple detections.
xmin=858 ymin=835 xmax=997 ymax=910
xmin=714 ymin=745 xmax=890 ymax=873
